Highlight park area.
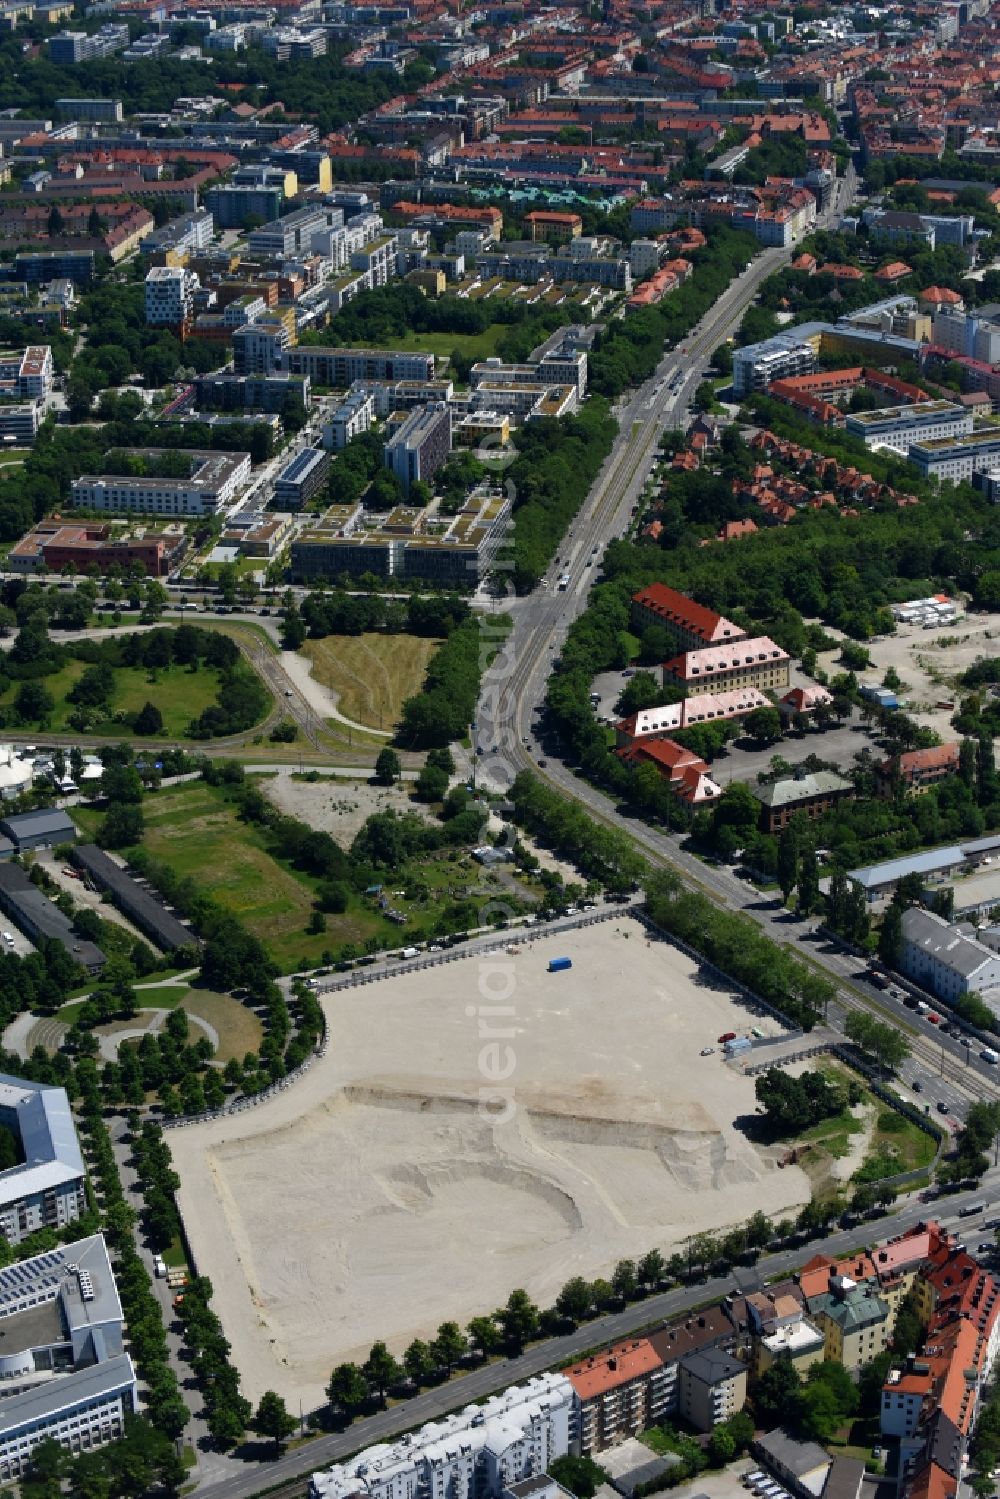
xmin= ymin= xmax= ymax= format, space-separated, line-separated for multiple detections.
xmin=169 ymin=916 xmax=810 ymax=1410
xmin=0 ymin=658 xmax=237 ymax=738
xmin=299 ymin=633 xmax=441 ymax=732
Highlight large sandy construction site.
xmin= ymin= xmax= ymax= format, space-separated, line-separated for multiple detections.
xmin=170 ymin=918 xmax=810 ymax=1410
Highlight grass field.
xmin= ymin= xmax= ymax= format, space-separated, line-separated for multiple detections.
xmin=0 ymin=660 xmax=250 ymax=738
xmin=300 ymin=633 xmax=441 ymax=731
xmin=136 ymin=780 xmax=388 ymax=971
xmin=348 ymin=326 xmax=508 ymax=362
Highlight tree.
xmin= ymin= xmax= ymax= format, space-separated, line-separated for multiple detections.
xmin=15 ymin=680 xmax=54 ymax=724
xmin=796 ymin=846 xmax=820 ymax=915
xmin=878 ymin=901 xmax=904 ymax=966
xmin=415 ymin=762 xmax=449 ymax=803
xmin=753 ymin=1358 xmax=802 ymax=1426
xmin=744 ymin=706 xmax=783 ymax=745
xmin=327 ymin=1362 xmax=368 ymax=1416
xmin=251 ymin=1390 xmax=296 ymax=1453
xmin=431 ymin=1321 xmax=467 ymax=1375
xmin=404 ymin=1339 xmax=435 ymax=1386
xmin=47 ymin=205 xmax=64 ymax=239
xmin=638 ymin=1247 xmax=666 ymax=1287
xmin=133 ymin=701 xmax=164 ymax=736
xmin=467 ymin=1315 xmax=501 ymax=1360
xmin=364 ymin=1342 xmax=401 ymax=1406
xmin=374 ymin=748 xmax=402 ymax=786
xmin=98 ymin=803 xmax=144 ymax=850
xmin=549 ymin=1456 xmax=608 ymax=1499
xmin=708 ymin=1426 xmax=736 ymax=1466
xmin=497 ymin=1288 xmax=539 ymax=1351
xmin=777 ymin=828 xmax=799 ymax=904
xmin=556 ymin=1276 xmax=593 ymax=1322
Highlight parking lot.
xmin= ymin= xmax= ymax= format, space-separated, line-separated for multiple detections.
xmin=666 ymin=1461 xmax=758 ymax=1499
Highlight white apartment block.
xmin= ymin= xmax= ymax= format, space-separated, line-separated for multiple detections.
xmin=350 ymin=235 xmax=397 ymax=288
xmin=310 ymin=1374 xmax=572 ymax=1499
xmin=72 ymin=450 xmax=250 ymax=517
xmin=0 ymin=1074 xmax=85 ymax=1245
xmin=325 ymin=388 xmax=376 ymax=449
xmin=144 ymin=265 xmax=199 ymax=330
xmin=845 ymin=400 xmax=973 ymax=453
xmin=909 ymin=428 xmax=1000 ymax=482
xmin=732 ymin=334 xmax=816 ymax=397
xmin=0 ymin=346 xmax=53 ymax=401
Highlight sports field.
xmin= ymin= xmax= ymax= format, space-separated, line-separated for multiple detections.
xmin=300 ymin=633 xmax=441 ymax=730
xmin=170 ymin=917 xmax=810 ymax=1409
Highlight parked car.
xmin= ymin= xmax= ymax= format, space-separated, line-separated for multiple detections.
xmin=718 ymin=1031 xmax=737 ymax=1043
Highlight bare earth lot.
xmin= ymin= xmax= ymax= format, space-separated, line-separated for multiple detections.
xmin=859 ymin=614 xmax=1000 ymax=738
xmin=260 ymin=769 xmax=431 ymax=843
xmin=170 ymin=918 xmax=808 ymax=1409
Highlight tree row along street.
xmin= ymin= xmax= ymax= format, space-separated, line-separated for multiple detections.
xmin=194 ymin=1169 xmax=998 ymax=1499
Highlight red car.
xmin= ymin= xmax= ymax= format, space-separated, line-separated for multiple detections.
xmin=927 ymin=1013 xmax=940 ymax=1024
xmin=718 ymin=1031 xmax=737 ymax=1043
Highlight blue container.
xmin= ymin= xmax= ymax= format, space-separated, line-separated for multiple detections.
xmin=547 ymin=957 xmax=572 ymax=973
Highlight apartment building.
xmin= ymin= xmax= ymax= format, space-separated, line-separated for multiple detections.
xmin=470 ymin=352 xmax=588 ymax=405
xmin=0 ymin=1074 xmax=86 ymax=1244
xmin=384 ymin=403 xmax=452 ymax=498
xmin=733 ymin=334 xmax=817 ymax=397
xmin=807 ymin=1272 xmax=891 ymax=1370
xmin=845 ymin=401 xmax=973 ymax=454
xmin=144 ymin=265 xmax=200 ymax=335
xmin=193 ymin=372 xmax=310 ymax=415
xmin=273 ymin=447 xmax=330 ymax=510
xmin=232 ymin=320 xmax=294 ymax=376
xmin=565 ymin=1339 xmax=673 ymax=1455
xmin=350 ymin=235 xmax=397 ymax=288
xmin=284 ymin=346 xmax=435 ymax=386
xmin=0 ymin=345 xmax=52 ymax=401
xmin=630 ymin=583 xmax=746 ymax=652
xmin=72 ymin=450 xmax=250 ymax=517
xmin=875 ymin=744 xmax=961 ymax=798
xmin=746 ymin=1292 xmax=826 ymax=1377
xmin=247 ymin=205 xmax=343 ymax=259
xmin=0 ymin=1234 xmax=136 ymax=1481
xmin=310 ymin=1373 xmax=572 ymax=1499
xmin=325 ymin=388 xmax=375 ymax=449
xmin=909 ymin=428 xmax=1000 ymax=482
xmin=661 ymin=636 xmax=790 ymax=694
xmin=142 ymin=210 xmax=214 ymax=258
xmin=678 ymin=1349 xmax=748 ymax=1431
xmin=204 ymin=184 xmax=284 ymax=229
xmin=899 ymin=907 xmax=1000 ymax=1009
xmin=48 ymin=24 xmax=127 ymax=61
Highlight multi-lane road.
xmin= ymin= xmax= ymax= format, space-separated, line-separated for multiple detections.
xmin=474 ymin=159 xmax=999 ymax=1116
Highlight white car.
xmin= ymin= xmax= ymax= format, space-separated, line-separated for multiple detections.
xmin=1 ymin=932 xmax=13 ymax=945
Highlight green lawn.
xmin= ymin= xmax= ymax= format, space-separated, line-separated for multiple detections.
xmin=853 ymin=1107 xmax=938 ymax=1183
xmin=133 ymin=780 xmax=393 ymax=972
xmin=348 ymin=325 xmax=509 ymax=361
xmin=111 ymin=778 xmax=523 ymax=971
xmin=0 ymin=661 xmax=244 ymax=739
